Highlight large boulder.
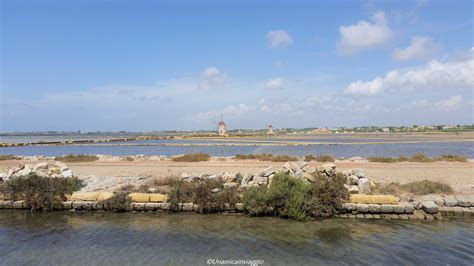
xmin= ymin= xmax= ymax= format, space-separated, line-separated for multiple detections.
xmin=253 ymin=175 xmax=268 ymax=185
xmin=223 ymin=182 xmax=239 ymax=189
xmin=422 ymin=201 xmax=439 ymax=214
xmin=12 ymin=165 xmax=32 ymax=177
xmin=240 ymin=174 xmax=253 ymax=187
xmin=319 ymin=163 xmax=336 ymax=175
xmin=350 ymin=168 xmax=365 ymax=178
xmin=347 ymin=175 xmax=358 ymax=185
xmin=260 ymin=166 xmax=277 ymax=177
xmin=357 ymin=178 xmax=371 ymax=194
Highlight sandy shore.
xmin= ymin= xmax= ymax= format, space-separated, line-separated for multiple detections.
xmin=1 ymin=158 xmax=473 ymax=194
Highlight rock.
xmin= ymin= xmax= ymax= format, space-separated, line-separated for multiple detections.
xmin=180 ymin=172 xmax=191 ymax=179
xmin=357 ymin=178 xmax=371 ymax=194
xmin=350 ymin=168 xmax=365 ymax=178
xmin=455 ymin=195 xmax=474 ymax=207
xmin=422 ymin=201 xmax=439 ymax=214
xmin=260 ymin=166 xmax=277 ymax=177
xmin=348 ymin=185 xmax=359 ymax=194
xmin=282 ymin=162 xmax=291 ymax=171
xmin=55 ymin=161 xmax=69 ymax=171
xmin=443 ymin=196 xmax=458 ymax=207
xmin=293 ymin=170 xmax=303 ymax=179
xmin=368 ymin=204 xmax=381 ymax=213
xmin=392 ymin=204 xmax=405 ymax=214
xmin=222 ymin=172 xmax=237 ymax=182
xmin=380 ymin=204 xmax=394 ymax=213
xmin=356 ymin=204 xmax=369 ymax=213
xmin=319 ymin=163 xmax=336 ymax=174
xmin=235 ymin=203 xmax=244 ymax=211
xmin=241 ymin=174 xmax=253 ymax=187
xmin=253 ymin=175 xmax=268 ymax=185
xmin=289 ymin=162 xmax=300 ymax=173
xmin=369 ymin=180 xmax=377 ymax=189
xmin=223 ymin=182 xmax=239 ymax=189
xmin=61 ymin=170 xmax=74 ymax=178
xmin=13 ymin=165 xmax=32 ymax=177
xmin=35 ymin=170 xmax=50 ymax=178
xmin=347 ymin=175 xmax=358 ymax=185
xmin=211 ymin=188 xmax=221 ymax=193
xmin=296 ymin=161 xmax=308 ymax=170
xmin=303 ymin=172 xmax=317 ymax=183
xmin=0 ymin=172 xmax=7 ymax=180
xmin=400 ymin=202 xmax=414 ymax=214
xmin=33 ymin=162 xmax=48 ymax=171
xmin=207 ymin=173 xmax=222 ymax=180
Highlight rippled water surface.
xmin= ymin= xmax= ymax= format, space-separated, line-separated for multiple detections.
xmin=0 ymin=211 xmax=473 ymax=265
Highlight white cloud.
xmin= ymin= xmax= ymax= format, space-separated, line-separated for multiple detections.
xmin=264 ymin=77 xmax=284 ymax=90
xmin=343 ymin=50 xmax=474 ymax=96
xmin=393 ymin=36 xmax=438 ymax=61
xmin=435 ymin=95 xmax=463 ymax=110
xmin=198 ymin=66 xmax=228 ymax=89
xmin=266 ymin=30 xmax=293 ymax=48
xmin=338 ymin=11 xmax=393 ymax=55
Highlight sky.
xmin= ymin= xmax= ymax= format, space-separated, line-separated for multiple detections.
xmin=1 ymin=0 xmax=473 ymax=132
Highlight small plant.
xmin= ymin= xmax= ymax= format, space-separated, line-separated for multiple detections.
xmin=368 ymin=156 xmax=399 ymax=163
xmin=101 ymin=192 xmax=131 ymax=212
xmin=124 ymin=156 xmax=135 ymax=161
xmin=437 ymin=154 xmax=468 ymax=162
xmin=1 ymin=173 xmax=84 ymax=210
xmin=409 ymin=153 xmax=433 ymax=163
xmin=54 ymin=154 xmax=99 ymax=163
xmin=172 ymin=153 xmax=210 ymax=162
xmin=304 ymin=155 xmax=316 ymax=162
xmin=235 ymin=153 xmax=298 ymax=162
xmin=315 ymin=155 xmax=335 ymax=162
xmin=0 ymin=155 xmax=21 ymax=161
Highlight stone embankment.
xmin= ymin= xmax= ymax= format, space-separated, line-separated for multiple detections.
xmin=1 ymin=161 xmax=473 ymax=220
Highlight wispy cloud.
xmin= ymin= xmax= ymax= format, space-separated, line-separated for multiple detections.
xmin=266 ymin=30 xmax=293 ymax=48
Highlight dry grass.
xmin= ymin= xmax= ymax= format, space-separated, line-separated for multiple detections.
xmin=54 ymin=154 xmax=99 ymax=163
xmin=235 ymin=153 xmax=298 ymax=162
xmin=0 ymin=155 xmax=21 ymax=161
xmin=373 ymin=180 xmax=453 ymax=195
xmin=368 ymin=154 xmax=468 ymax=163
xmin=123 ymin=156 xmax=135 ymax=161
xmin=172 ymin=153 xmax=210 ymax=162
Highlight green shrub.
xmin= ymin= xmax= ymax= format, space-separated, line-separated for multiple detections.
xmin=2 ymin=173 xmax=84 ymax=210
xmin=172 ymin=153 xmax=210 ymax=162
xmin=242 ymin=171 xmax=348 ymax=221
xmin=305 ymin=172 xmax=348 ymax=218
xmin=101 ymin=192 xmax=131 ymax=212
xmin=54 ymin=154 xmax=99 ymax=163
xmin=437 ymin=154 xmax=468 ymax=162
xmin=0 ymin=155 xmax=21 ymax=161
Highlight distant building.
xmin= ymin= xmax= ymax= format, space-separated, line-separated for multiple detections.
xmin=266 ymin=123 xmax=275 ymax=135
xmin=382 ymin=127 xmax=390 ymax=133
xmin=310 ymin=127 xmax=331 ymax=134
xmin=218 ymin=118 xmax=227 ymax=136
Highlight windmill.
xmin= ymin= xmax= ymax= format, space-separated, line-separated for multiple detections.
xmin=218 ymin=115 xmax=227 ymax=136
xmin=266 ymin=122 xmax=275 ymax=135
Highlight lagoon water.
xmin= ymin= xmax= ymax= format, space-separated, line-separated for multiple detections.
xmin=0 ymin=211 xmax=473 ymax=265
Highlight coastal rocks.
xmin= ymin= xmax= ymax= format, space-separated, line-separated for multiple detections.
xmin=357 ymin=178 xmax=371 ymax=194
xmin=0 ymin=162 xmax=75 ymax=181
xmin=422 ymin=201 xmax=439 ymax=214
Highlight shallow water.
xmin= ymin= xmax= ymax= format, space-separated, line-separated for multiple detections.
xmin=1 ymin=140 xmax=473 ymax=158
xmin=0 ymin=211 xmax=473 ymax=265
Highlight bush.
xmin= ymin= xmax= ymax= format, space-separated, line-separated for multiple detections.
xmin=315 ymin=155 xmax=335 ymax=162
xmin=368 ymin=156 xmax=399 ymax=163
xmin=243 ymin=171 xmax=348 ymax=221
xmin=402 ymin=180 xmax=453 ymax=194
xmin=304 ymin=155 xmax=316 ymax=162
xmin=54 ymin=154 xmax=99 ymax=163
xmin=124 ymin=156 xmax=135 ymax=161
xmin=235 ymin=153 xmax=298 ymax=162
xmin=168 ymin=178 xmax=239 ymax=213
xmin=373 ymin=180 xmax=453 ymax=195
xmin=172 ymin=153 xmax=210 ymax=162
xmin=0 ymin=155 xmax=21 ymax=161
xmin=1 ymin=173 xmax=84 ymax=210
xmin=437 ymin=154 xmax=468 ymax=162
xmin=101 ymin=192 xmax=131 ymax=212
xmin=410 ymin=153 xmax=434 ymax=163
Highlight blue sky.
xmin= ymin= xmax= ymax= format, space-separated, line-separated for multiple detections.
xmin=1 ymin=0 xmax=473 ymax=132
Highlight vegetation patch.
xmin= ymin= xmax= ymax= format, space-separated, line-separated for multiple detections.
xmin=100 ymin=192 xmax=131 ymax=212
xmin=124 ymin=156 xmax=135 ymax=161
xmin=0 ymin=173 xmax=84 ymax=210
xmin=54 ymin=154 xmax=99 ymax=163
xmin=368 ymin=154 xmax=468 ymax=163
xmin=168 ymin=178 xmax=239 ymax=213
xmin=0 ymin=155 xmax=21 ymax=161
xmin=373 ymin=180 xmax=453 ymax=195
xmin=304 ymin=154 xmax=336 ymax=162
xmin=172 ymin=153 xmax=210 ymax=162
xmin=235 ymin=153 xmax=298 ymax=162
xmin=243 ymin=171 xmax=348 ymax=221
